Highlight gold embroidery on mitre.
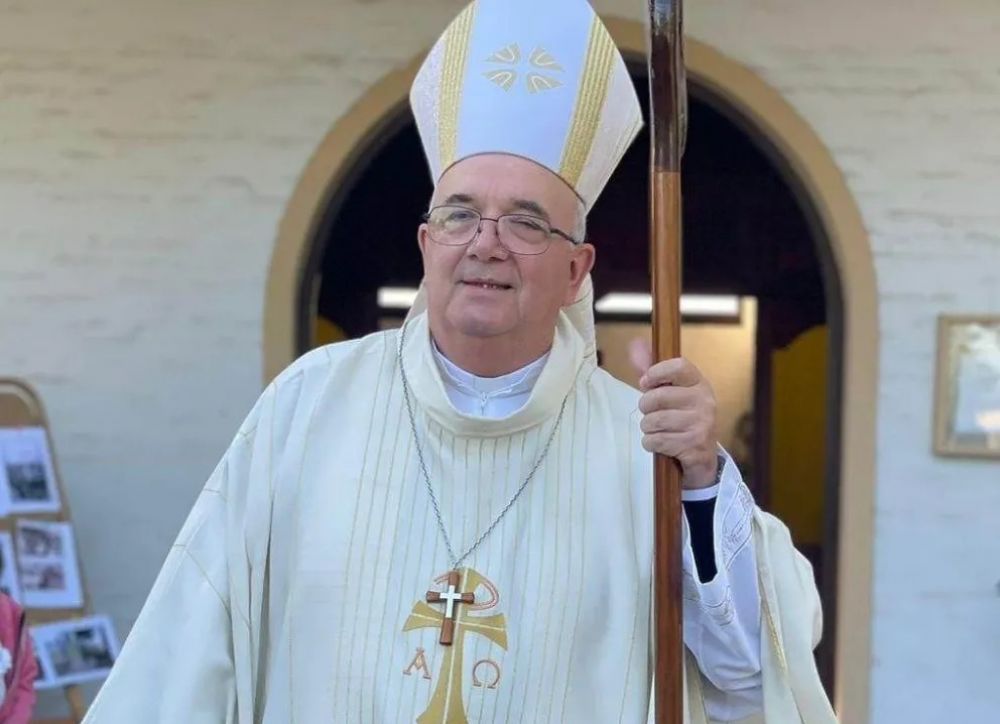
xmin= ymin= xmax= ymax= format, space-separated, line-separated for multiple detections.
xmin=529 ymin=46 xmax=563 ymax=71
xmin=438 ymin=3 xmax=477 ymax=170
xmin=403 ymin=568 xmax=508 ymax=724
xmin=558 ymin=17 xmax=617 ymax=187
xmin=484 ymin=68 xmax=518 ymax=91
xmin=526 ymin=72 xmax=563 ymax=94
xmin=483 ymin=42 xmax=564 ymax=95
xmin=486 ymin=43 xmax=521 ymax=64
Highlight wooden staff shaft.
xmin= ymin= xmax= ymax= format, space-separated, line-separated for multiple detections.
xmin=648 ymin=1 xmax=686 ymax=722
xmin=651 ymin=173 xmax=684 ymax=724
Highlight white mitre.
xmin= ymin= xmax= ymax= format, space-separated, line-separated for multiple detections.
xmin=409 ymin=0 xmax=642 ymax=211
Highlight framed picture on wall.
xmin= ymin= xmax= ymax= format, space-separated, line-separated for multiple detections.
xmin=933 ymin=315 xmax=1000 ymax=458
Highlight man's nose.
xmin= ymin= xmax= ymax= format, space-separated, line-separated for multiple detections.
xmin=467 ymin=218 xmax=508 ymax=259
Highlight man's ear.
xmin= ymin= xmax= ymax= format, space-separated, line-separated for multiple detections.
xmin=417 ymin=223 xmax=430 ymax=259
xmin=564 ymin=243 xmax=596 ymax=306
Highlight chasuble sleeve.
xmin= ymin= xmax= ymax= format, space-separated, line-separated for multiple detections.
xmin=83 ymin=388 xmax=275 ymax=724
xmin=751 ymin=512 xmax=837 ymax=723
xmin=83 ymin=455 xmax=243 ymax=722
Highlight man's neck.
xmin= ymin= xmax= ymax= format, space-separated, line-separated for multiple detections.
xmin=431 ymin=328 xmax=552 ymax=377
xmin=432 ymin=342 xmax=547 ymax=418
xmin=433 ymin=342 xmax=548 ymax=387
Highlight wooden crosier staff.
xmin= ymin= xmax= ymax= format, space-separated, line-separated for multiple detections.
xmin=647 ymin=1 xmax=688 ymax=722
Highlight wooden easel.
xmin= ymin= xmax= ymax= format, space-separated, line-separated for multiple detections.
xmin=0 ymin=379 xmax=89 ymax=722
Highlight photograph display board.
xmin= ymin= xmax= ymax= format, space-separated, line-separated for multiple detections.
xmin=0 ymin=379 xmax=116 ymax=722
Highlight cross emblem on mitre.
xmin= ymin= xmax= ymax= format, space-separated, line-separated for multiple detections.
xmin=483 ymin=43 xmax=564 ymax=93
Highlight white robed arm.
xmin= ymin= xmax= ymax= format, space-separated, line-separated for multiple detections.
xmin=83 ymin=384 xmax=280 ymax=723
xmin=679 ymin=451 xmax=763 ymax=721
xmin=646 ymin=447 xmax=833 ymax=724
xmin=83 ymin=454 xmax=240 ymax=722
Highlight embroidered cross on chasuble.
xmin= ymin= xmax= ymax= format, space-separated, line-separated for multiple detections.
xmin=404 ymin=568 xmax=508 ymax=724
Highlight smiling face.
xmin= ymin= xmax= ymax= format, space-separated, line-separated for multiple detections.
xmin=417 ymin=154 xmax=594 ymax=369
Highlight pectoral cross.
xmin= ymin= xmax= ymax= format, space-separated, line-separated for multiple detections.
xmin=425 ymin=570 xmax=475 ymax=645
xmin=404 ymin=568 xmax=508 ymax=724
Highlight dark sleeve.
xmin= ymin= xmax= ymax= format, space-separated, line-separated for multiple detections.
xmin=683 ymin=497 xmax=717 ymax=583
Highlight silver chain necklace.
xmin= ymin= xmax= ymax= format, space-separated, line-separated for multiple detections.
xmin=398 ymin=321 xmax=569 ymax=570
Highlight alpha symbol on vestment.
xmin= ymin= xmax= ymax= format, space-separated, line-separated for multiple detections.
xmin=403 ymin=568 xmax=507 ymax=724
xmin=403 ymin=647 xmax=432 ymax=680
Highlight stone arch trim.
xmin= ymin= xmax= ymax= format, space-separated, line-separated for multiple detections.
xmin=263 ymin=20 xmax=877 ymax=722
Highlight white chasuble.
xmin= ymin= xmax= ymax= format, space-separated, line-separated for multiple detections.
xmin=84 ymin=307 xmax=834 ymax=723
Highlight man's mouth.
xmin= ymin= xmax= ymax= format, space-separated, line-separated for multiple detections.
xmin=461 ymin=279 xmax=513 ymax=290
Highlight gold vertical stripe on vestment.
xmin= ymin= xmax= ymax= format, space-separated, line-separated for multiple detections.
xmin=438 ymin=3 xmax=477 ymax=171
xmin=617 ymin=409 xmax=643 ymax=720
xmin=368 ymin=393 xmax=412 ymax=721
xmin=351 ymin=353 xmax=399 ymax=717
xmin=330 ymin=338 xmax=390 ymax=713
xmin=558 ymin=19 xmax=616 ymax=186
xmin=545 ymin=394 xmax=579 ymax=721
xmin=561 ymin=391 xmax=593 ymax=717
xmin=532 ymin=410 xmax=567 ymax=714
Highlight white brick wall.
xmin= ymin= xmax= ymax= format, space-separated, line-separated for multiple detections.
xmin=1 ymin=0 xmax=997 ymax=719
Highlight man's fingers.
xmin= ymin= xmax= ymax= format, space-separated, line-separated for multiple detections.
xmin=639 ymin=357 xmax=702 ymax=390
xmin=641 ymin=431 xmax=698 ymax=456
xmin=637 ymin=385 xmax=700 ymax=415
xmin=629 ymin=338 xmax=653 ymax=378
xmin=639 ymin=409 xmax=697 ymax=435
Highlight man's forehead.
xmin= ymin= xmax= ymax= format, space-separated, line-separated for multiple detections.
xmin=437 ymin=191 xmax=551 ymax=218
xmin=432 ymin=154 xmax=579 ymax=214
xmin=439 ymin=156 xmax=546 ymax=185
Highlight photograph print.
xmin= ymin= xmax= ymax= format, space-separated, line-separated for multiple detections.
xmin=32 ymin=615 xmax=119 ymax=688
xmin=32 ymin=650 xmax=57 ymax=691
xmin=15 ymin=519 xmax=84 ymax=609
xmin=0 ymin=426 xmax=62 ymax=514
xmin=0 ymin=532 xmax=23 ymax=604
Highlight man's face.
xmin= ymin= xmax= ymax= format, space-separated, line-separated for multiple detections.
xmin=417 ymin=154 xmax=594 ymax=345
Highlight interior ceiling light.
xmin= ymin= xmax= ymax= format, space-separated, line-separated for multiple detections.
xmin=377 ymin=287 xmax=420 ymax=309
xmin=594 ymin=293 xmax=741 ymax=317
xmin=377 ymin=288 xmax=742 ymax=320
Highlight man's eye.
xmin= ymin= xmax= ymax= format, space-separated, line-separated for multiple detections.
xmin=509 ymin=216 xmax=545 ymax=232
xmin=445 ymin=210 xmax=476 ymax=223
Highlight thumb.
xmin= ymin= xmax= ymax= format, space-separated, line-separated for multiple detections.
xmin=628 ymin=337 xmax=653 ymax=378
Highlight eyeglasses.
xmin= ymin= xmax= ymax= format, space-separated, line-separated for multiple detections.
xmin=422 ymin=205 xmax=580 ymax=256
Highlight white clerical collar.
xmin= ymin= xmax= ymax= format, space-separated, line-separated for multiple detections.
xmin=432 ymin=342 xmax=548 ymax=401
xmin=402 ymin=312 xmax=585 ymax=436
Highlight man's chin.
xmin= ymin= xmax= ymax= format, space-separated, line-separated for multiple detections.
xmin=448 ymin=313 xmax=515 ymax=340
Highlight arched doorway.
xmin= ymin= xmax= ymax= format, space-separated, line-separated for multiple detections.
xmin=263 ymin=25 xmax=877 ymax=722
